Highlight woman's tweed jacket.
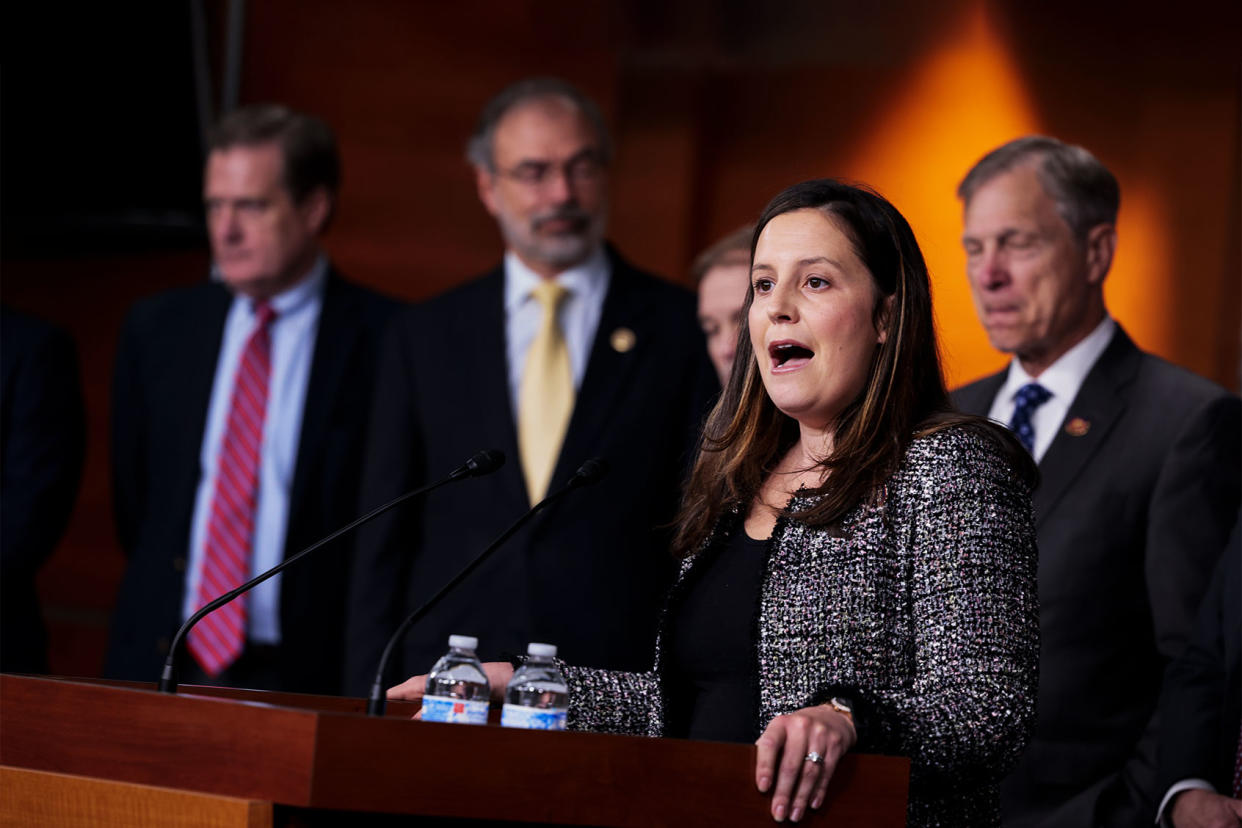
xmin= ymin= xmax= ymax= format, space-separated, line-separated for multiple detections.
xmin=562 ymin=426 xmax=1039 ymax=828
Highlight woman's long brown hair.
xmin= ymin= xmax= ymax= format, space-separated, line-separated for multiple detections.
xmin=672 ymin=179 xmax=1033 ymax=556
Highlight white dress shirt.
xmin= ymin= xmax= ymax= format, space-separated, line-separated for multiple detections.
xmin=1155 ymin=779 xmax=1218 ymax=826
xmin=987 ymin=316 xmax=1116 ymax=463
xmin=183 ymin=258 xmax=327 ymax=643
xmin=503 ymin=246 xmax=611 ymax=416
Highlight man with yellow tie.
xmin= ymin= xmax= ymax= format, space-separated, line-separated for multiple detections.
xmin=345 ymin=78 xmax=718 ymax=693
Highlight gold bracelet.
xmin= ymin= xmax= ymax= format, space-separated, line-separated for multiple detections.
xmin=827 ymin=697 xmax=854 ymax=725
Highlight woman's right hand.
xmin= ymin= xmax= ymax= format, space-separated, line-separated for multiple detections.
xmin=755 ymin=703 xmax=857 ymax=823
xmin=387 ymin=661 xmax=515 ymax=703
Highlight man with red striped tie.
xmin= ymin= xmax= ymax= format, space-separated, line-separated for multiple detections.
xmin=106 ymin=105 xmax=398 ymax=693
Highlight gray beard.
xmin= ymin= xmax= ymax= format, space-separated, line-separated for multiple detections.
xmin=498 ymin=212 xmax=607 ymax=272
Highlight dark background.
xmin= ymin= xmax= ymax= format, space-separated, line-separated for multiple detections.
xmin=3 ymin=0 xmax=1239 ymax=680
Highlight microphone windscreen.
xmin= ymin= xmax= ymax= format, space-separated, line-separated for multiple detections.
xmin=572 ymin=458 xmax=608 ymax=486
xmin=466 ymin=449 xmax=505 ymax=476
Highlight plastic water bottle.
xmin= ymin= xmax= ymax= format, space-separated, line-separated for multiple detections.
xmin=501 ymin=642 xmax=568 ymax=730
xmin=420 ymin=635 xmax=490 ymax=725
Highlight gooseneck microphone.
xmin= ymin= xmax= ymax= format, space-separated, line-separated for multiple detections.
xmin=156 ymin=449 xmax=505 ymax=694
xmin=365 ymin=457 xmax=609 ymax=716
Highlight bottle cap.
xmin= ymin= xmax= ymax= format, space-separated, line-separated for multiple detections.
xmin=527 ymin=642 xmax=557 ymax=657
xmin=448 ymin=634 xmax=479 ymax=650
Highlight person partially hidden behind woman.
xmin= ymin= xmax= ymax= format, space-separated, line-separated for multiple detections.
xmin=391 ymin=180 xmax=1040 ymax=828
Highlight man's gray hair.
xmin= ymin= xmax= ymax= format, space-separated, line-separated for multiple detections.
xmin=957 ymin=135 xmax=1120 ymax=242
xmin=465 ymin=77 xmax=613 ymax=172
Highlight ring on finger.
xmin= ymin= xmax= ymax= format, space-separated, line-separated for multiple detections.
xmin=804 ymin=751 xmax=824 ymax=764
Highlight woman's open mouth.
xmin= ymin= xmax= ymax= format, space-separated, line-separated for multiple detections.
xmin=768 ymin=340 xmax=814 ymax=372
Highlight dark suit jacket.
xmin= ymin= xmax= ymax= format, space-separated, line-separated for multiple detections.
xmin=106 ymin=271 xmax=400 ymax=694
xmin=953 ymin=325 xmax=1242 ymax=828
xmin=344 ymin=249 xmax=718 ymax=695
xmin=1158 ymin=513 xmax=1241 ymax=802
xmin=1 ymin=307 xmax=86 ymax=673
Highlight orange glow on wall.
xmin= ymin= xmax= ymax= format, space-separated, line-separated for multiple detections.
xmin=835 ymin=1 xmax=1041 ymax=388
xmin=1104 ymin=182 xmax=1170 ymax=357
xmin=834 ymin=1 xmax=1178 ymax=389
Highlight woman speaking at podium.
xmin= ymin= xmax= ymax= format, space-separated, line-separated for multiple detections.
xmin=392 ymin=180 xmax=1039 ymax=828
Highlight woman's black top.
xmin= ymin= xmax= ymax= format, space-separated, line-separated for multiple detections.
xmin=664 ymin=526 xmax=770 ymax=743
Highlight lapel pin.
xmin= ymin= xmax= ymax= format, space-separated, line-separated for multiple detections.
xmin=1064 ymin=417 xmax=1090 ymax=437
xmin=610 ymin=327 xmax=636 ymax=353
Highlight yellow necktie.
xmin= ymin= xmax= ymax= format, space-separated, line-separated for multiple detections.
xmin=518 ymin=281 xmax=574 ymax=503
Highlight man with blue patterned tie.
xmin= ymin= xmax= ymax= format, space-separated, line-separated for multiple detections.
xmin=951 ymin=136 xmax=1240 ymax=828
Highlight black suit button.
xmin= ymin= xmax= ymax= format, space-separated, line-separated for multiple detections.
xmin=173 ymin=556 xmax=186 ymax=572
xmin=157 ymin=637 xmax=170 ymax=654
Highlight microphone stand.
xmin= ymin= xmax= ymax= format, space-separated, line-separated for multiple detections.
xmin=365 ymin=459 xmax=607 ymax=716
xmin=157 ymin=449 xmax=504 ymax=694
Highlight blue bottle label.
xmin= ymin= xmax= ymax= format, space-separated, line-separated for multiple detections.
xmin=421 ymin=695 xmax=489 ymax=725
xmin=501 ymin=704 xmax=567 ymax=730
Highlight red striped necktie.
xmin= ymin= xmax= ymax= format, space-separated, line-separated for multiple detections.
xmin=188 ymin=302 xmax=276 ymax=676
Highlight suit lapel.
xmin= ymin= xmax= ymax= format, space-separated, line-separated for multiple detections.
xmin=1032 ymin=328 xmax=1140 ymax=524
xmin=182 ymin=283 xmax=233 ymax=463
xmin=474 ymin=267 xmax=527 ymax=501
xmin=551 ymin=253 xmax=646 ymax=488
xmin=954 ymin=369 xmax=1007 ymax=417
xmin=162 ymin=283 xmax=233 ymax=537
xmin=287 ymin=270 xmax=359 ymax=545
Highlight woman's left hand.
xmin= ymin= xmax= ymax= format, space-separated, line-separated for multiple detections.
xmin=755 ymin=703 xmax=857 ymax=823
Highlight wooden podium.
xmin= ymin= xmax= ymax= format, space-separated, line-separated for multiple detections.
xmin=0 ymin=674 xmax=908 ymax=826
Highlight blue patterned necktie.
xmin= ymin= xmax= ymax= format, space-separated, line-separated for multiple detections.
xmin=1008 ymin=382 xmax=1052 ymax=454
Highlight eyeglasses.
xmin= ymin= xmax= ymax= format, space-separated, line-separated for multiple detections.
xmin=496 ymin=152 xmax=605 ymax=188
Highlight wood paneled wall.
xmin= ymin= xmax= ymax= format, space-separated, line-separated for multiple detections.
xmin=4 ymin=0 xmax=1238 ymax=679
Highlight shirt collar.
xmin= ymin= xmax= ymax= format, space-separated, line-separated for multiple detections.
xmin=998 ymin=315 xmax=1116 ymax=405
xmin=223 ymin=255 xmax=329 ymax=321
xmin=269 ymin=255 xmax=328 ymax=316
xmin=503 ymin=246 xmax=609 ymax=314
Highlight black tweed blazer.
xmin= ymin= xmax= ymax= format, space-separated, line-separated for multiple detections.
xmin=562 ymin=425 xmax=1040 ymax=828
